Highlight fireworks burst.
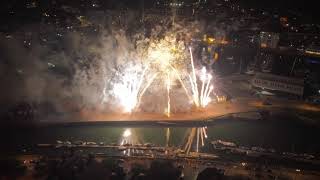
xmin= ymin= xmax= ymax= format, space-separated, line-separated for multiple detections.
xmin=104 ymin=34 xmax=216 ymax=116
xmin=102 ymin=64 xmax=156 ymax=113
xmin=145 ymin=36 xmax=189 ymax=117
xmin=188 ymin=47 xmax=214 ymax=108
xmin=113 ymin=70 xmax=143 ymax=113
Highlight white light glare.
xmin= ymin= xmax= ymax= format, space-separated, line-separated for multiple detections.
xmin=123 ymin=128 xmax=132 ymax=138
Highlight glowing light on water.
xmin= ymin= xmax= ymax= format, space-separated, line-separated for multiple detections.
xmin=120 ymin=128 xmax=133 ymax=156
xmin=166 ymin=128 xmax=170 ymax=147
xmin=121 ymin=128 xmax=132 ymax=146
xmin=184 ymin=127 xmax=208 ymax=154
xmin=123 ymin=128 xmax=132 ymax=138
xmin=120 ymin=129 xmax=143 ymax=156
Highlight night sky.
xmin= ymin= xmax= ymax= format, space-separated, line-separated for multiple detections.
xmin=240 ymin=0 xmax=320 ymax=17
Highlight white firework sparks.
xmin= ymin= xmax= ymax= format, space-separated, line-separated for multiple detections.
xmin=102 ymin=64 xmax=156 ymax=113
xmin=188 ymin=47 xmax=214 ymax=108
xmin=103 ymin=36 xmax=215 ymax=116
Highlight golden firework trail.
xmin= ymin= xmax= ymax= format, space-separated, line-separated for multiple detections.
xmin=189 ymin=47 xmax=200 ymax=107
xmin=169 ymin=65 xmax=193 ymax=102
xmin=107 ymin=37 xmax=215 ymax=116
xmin=136 ymin=72 xmax=158 ymax=111
xmin=166 ymin=72 xmax=171 ymax=117
xmin=188 ymin=47 xmax=214 ymax=108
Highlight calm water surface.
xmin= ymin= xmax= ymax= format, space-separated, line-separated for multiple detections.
xmin=5 ymin=114 xmax=320 ymax=154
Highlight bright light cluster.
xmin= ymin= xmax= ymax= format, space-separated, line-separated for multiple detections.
xmin=146 ymin=36 xmax=187 ymax=74
xmin=120 ymin=128 xmax=134 ymax=156
xmin=113 ymin=69 xmax=141 ymax=113
xmin=122 ymin=128 xmax=132 ymax=138
xmin=188 ymin=48 xmax=214 ymax=108
xmin=103 ymin=35 xmax=216 ymax=115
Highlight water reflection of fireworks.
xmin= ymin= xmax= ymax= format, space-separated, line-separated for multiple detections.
xmin=120 ymin=128 xmax=141 ymax=156
xmin=184 ymin=127 xmax=208 ymax=154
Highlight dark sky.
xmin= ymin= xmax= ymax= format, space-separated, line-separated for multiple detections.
xmin=0 ymin=0 xmax=319 ymax=26
xmin=239 ymin=0 xmax=319 ymax=14
xmin=237 ymin=0 xmax=320 ymax=22
xmin=1 ymin=0 xmax=319 ymax=16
